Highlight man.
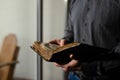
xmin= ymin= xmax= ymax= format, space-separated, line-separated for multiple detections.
xmin=50 ymin=0 xmax=120 ymax=80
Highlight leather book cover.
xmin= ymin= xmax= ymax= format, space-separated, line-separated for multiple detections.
xmin=30 ymin=41 xmax=110 ymax=64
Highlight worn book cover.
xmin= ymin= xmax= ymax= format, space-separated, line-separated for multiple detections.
xmin=30 ymin=41 xmax=110 ymax=64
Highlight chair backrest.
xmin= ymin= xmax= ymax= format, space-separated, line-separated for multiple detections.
xmin=0 ymin=33 xmax=19 ymax=80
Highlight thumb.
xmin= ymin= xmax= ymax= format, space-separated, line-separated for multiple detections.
xmin=70 ymin=54 xmax=73 ymax=59
xmin=60 ymin=39 xmax=65 ymax=46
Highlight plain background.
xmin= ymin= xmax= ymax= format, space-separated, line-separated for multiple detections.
xmin=0 ymin=0 xmax=67 ymax=80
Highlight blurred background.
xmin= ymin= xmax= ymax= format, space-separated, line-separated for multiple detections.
xmin=0 ymin=0 xmax=68 ymax=80
xmin=42 ymin=0 xmax=68 ymax=80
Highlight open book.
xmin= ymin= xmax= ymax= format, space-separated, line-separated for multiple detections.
xmin=30 ymin=41 xmax=110 ymax=64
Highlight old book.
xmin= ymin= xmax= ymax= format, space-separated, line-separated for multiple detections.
xmin=30 ymin=41 xmax=110 ymax=64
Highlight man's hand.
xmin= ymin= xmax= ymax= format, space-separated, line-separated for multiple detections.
xmin=50 ymin=39 xmax=80 ymax=71
xmin=49 ymin=39 xmax=66 ymax=46
xmin=53 ymin=54 xmax=80 ymax=72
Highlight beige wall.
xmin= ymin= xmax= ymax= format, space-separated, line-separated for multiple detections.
xmin=0 ymin=0 xmax=68 ymax=80
xmin=43 ymin=0 xmax=68 ymax=80
xmin=0 ymin=0 xmax=37 ymax=79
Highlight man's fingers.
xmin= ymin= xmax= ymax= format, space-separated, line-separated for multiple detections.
xmin=53 ymin=62 xmax=62 ymax=67
xmin=60 ymin=39 xmax=65 ymax=46
xmin=70 ymin=54 xmax=73 ymax=59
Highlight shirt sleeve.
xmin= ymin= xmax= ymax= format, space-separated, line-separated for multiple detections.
xmin=62 ymin=1 xmax=74 ymax=43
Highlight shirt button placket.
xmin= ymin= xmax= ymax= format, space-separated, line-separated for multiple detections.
xmin=87 ymin=7 xmax=90 ymax=11
xmin=82 ymin=39 xmax=85 ymax=42
xmin=87 ymin=0 xmax=90 ymax=11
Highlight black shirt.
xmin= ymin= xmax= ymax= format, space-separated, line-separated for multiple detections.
xmin=64 ymin=0 xmax=120 ymax=52
xmin=63 ymin=0 xmax=120 ymax=80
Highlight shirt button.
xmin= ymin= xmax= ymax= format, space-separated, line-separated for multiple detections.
xmin=84 ymin=23 xmax=87 ymax=26
xmin=87 ymin=7 xmax=90 ymax=11
xmin=82 ymin=39 xmax=85 ymax=42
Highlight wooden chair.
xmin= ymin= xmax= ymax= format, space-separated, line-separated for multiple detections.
xmin=0 ymin=33 xmax=20 ymax=80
